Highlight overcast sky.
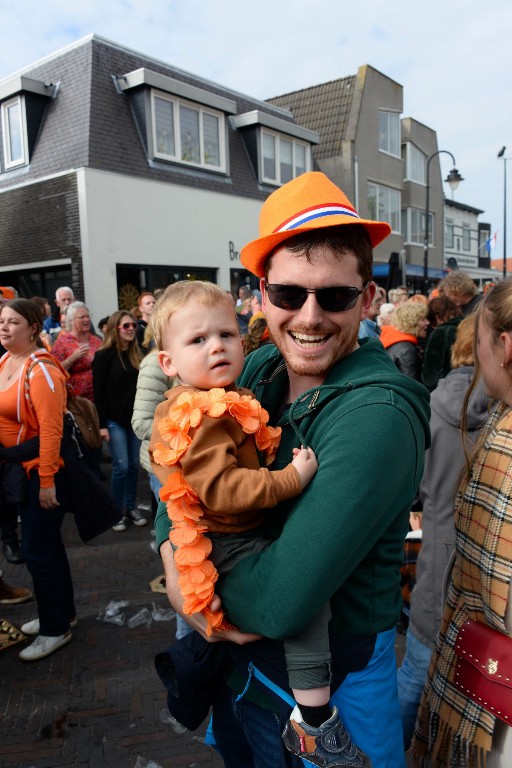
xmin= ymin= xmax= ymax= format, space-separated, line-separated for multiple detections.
xmin=0 ymin=0 xmax=510 ymax=262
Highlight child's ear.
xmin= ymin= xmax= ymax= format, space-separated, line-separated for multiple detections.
xmin=158 ymin=350 xmax=177 ymax=378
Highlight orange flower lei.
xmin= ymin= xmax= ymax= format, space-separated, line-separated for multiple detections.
xmin=153 ymin=387 xmax=281 ymax=635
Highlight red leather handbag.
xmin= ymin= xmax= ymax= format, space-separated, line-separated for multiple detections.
xmin=454 ymin=620 xmax=512 ymax=725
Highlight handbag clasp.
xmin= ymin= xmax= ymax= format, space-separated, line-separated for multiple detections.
xmin=487 ymin=658 xmax=498 ymax=675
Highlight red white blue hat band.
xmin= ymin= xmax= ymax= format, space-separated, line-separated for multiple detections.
xmin=275 ymin=204 xmax=359 ymax=233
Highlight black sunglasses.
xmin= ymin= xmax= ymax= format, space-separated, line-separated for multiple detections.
xmin=119 ymin=322 xmax=137 ymax=330
xmin=265 ymin=283 xmax=367 ymax=313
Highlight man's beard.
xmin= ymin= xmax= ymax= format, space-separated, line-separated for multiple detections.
xmin=267 ymin=323 xmax=360 ymax=378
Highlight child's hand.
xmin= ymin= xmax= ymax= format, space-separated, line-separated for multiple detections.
xmin=291 ymin=446 xmax=318 ymax=489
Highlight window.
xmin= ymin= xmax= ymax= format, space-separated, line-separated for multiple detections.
xmin=379 ymin=111 xmax=400 ymax=157
xmin=151 ymin=91 xmax=226 ymax=171
xmin=445 ymin=219 xmax=454 ymax=249
xmin=404 ymin=143 xmax=426 ymax=184
xmin=261 ymin=129 xmax=310 ymax=185
xmin=367 ymin=182 xmax=400 ymax=232
xmin=1 ymin=96 xmax=27 ymax=168
xmin=401 ymin=207 xmax=433 ymax=245
xmin=463 ymin=223 xmax=471 ymax=251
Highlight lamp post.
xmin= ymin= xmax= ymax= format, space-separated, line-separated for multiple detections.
xmin=498 ymin=146 xmax=507 ymax=279
xmin=423 ymin=151 xmax=464 ymax=295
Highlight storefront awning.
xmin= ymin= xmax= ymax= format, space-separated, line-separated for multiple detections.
xmin=372 ymin=263 xmax=447 ymax=280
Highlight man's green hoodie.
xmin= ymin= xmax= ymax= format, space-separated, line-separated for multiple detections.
xmin=155 ymin=338 xmax=430 ymax=639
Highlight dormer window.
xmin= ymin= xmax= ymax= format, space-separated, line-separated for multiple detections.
xmin=0 ymin=76 xmax=57 ymax=172
xmin=116 ymin=68 xmax=236 ymax=174
xmin=151 ymin=91 xmax=225 ymax=171
xmin=232 ymin=110 xmax=318 ymax=187
xmin=261 ymin=130 xmax=308 ymax=185
xmin=2 ymin=97 xmax=26 ymax=168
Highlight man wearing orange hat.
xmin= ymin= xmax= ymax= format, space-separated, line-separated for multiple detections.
xmin=155 ymin=172 xmax=430 ymax=767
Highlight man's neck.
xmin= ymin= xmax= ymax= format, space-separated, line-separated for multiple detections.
xmin=286 ymin=370 xmax=327 ymax=404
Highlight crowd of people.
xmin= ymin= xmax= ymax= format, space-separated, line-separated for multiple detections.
xmin=1 ymin=171 xmax=511 ymax=766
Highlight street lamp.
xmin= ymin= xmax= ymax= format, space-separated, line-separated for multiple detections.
xmin=498 ymin=146 xmax=507 ymax=279
xmin=423 ymin=150 xmax=464 ymax=295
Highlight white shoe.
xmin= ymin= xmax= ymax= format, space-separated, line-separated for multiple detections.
xmin=19 ymin=632 xmax=72 ymax=661
xmin=126 ymin=509 xmax=148 ymax=527
xmin=21 ymin=617 xmax=78 ymax=636
xmin=112 ymin=517 xmax=127 ymax=532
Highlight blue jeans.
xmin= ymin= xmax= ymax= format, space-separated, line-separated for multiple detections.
xmin=212 ymin=684 xmax=287 ymax=768
xmin=106 ymin=420 xmax=141 ymax=512
xmin=397 ymin=627 xmax=433 ymax=749
xmin=148 ymin=470 xmax=162 ymax=504
xmin=19 ymin=470 xmax=75 ymax=636
xmin=212 ymin=629 xmax=405 ymax=768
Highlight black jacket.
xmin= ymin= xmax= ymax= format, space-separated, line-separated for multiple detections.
xmin=385 ymin=340 xmax=422 ymax=381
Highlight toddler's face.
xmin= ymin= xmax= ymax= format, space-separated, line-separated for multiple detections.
xmin=160 ymin=299 xmax=244 ymax=390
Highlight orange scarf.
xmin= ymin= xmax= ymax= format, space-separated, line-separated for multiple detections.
xmin=152 ymin=387 xmax=281 ymax=635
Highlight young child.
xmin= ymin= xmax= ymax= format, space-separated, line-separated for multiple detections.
xmin=149 ymin=281 xmax=369 ymax=768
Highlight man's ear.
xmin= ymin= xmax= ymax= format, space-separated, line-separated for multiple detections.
xmin=260 ymin=277 xmax=267 ymax=312
xmin=500 ymin=331 xmax=512 ymax=367
xmin=360 ymin=281 xmax=377 ymax=320
xmin=158 ymin=350 xmax=177 ymax=378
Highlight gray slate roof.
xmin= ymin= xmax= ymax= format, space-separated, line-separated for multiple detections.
xmin=266 ymin=76 xmax=356 ymax=160
xmin=0 ymin=35 xmax=306 ymax=201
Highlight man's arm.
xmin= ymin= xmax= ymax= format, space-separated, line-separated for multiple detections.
xmin=160 ymin=539 xmax=261 ymax=644
xmin=220 ymin=401 xmax=423 ymax=638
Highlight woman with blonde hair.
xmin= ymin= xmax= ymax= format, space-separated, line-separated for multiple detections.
xmin=92 ymin=311 xmax=145 ymax=531
xmin=379 ymin=301 xmax=429 ymax=380
xmin=412 ymin=281 xmax=512 ymax=767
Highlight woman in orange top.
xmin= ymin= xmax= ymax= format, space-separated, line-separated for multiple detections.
xmin=0 ymin=299 xmax=76 ymax=662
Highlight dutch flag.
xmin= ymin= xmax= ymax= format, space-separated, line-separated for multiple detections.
xmin=486 ymin=232 xmax=497 ymax=254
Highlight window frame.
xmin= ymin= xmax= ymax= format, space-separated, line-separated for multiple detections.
xmin=368 ymin=181 xmax=401 ymax=233
xmin=445 ymin=218 xmax=454 ymax=249
xmin=401 ymin=207 xmax=433 ymax=245
xmin=150 ymin=89 xmax=227 ymax=172
xmin=462 ymin=223 xmax=471 ymax=252
xmin=260 ymin=127 xmax=310 ymax=186
xmin=378 ymin=111 xmax=400 ymax=158
xmin=403 ymin=142 xmax=426 ymax=184
xmin=1 ymin=95 xmax=28 ymax=169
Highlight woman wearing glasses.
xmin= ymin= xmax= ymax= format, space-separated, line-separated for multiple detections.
xmin=51 ymin=301 xmax=101 ymax=401
xmin=92 ymin=311 xmax=145 ymax=531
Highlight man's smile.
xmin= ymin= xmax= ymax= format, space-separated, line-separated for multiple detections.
xmin=288 ymin=330 xmax=332 ymax=348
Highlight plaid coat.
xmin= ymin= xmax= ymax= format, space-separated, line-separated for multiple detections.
xmin=413 ymin=403 xmax=512 ymax=767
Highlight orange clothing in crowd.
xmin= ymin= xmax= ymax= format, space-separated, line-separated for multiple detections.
xmin=0 ymin=350 xmax=68 ymax=487
xmin=379 ymin=325 xmax=418 ymax=349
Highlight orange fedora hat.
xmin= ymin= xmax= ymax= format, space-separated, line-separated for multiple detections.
xmin=241 ymin=172 xmax=392 ymax=277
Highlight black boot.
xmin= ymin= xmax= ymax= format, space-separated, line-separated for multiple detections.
xmin=3 ymin=541 xmax=24 ymax=564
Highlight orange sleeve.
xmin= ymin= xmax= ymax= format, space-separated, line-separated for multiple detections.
xmin=28 ymin=366 xmax=67 ymax=487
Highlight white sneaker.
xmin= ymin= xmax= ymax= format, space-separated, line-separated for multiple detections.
xmin=22 ymin=617 xmax=78 ymax=635
xmin=19 ymin=632 xmax=72 ymax=661
xmin=126 ymin=509 xmax=148 ymax=527
xmin=112 ymin=517 xmax=127 ymax=532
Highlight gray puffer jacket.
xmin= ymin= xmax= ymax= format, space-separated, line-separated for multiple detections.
xmin=409 ymin=366 xmax=489 ymax=649
xmin=131 ymin=351 xmax=177 ymax=473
